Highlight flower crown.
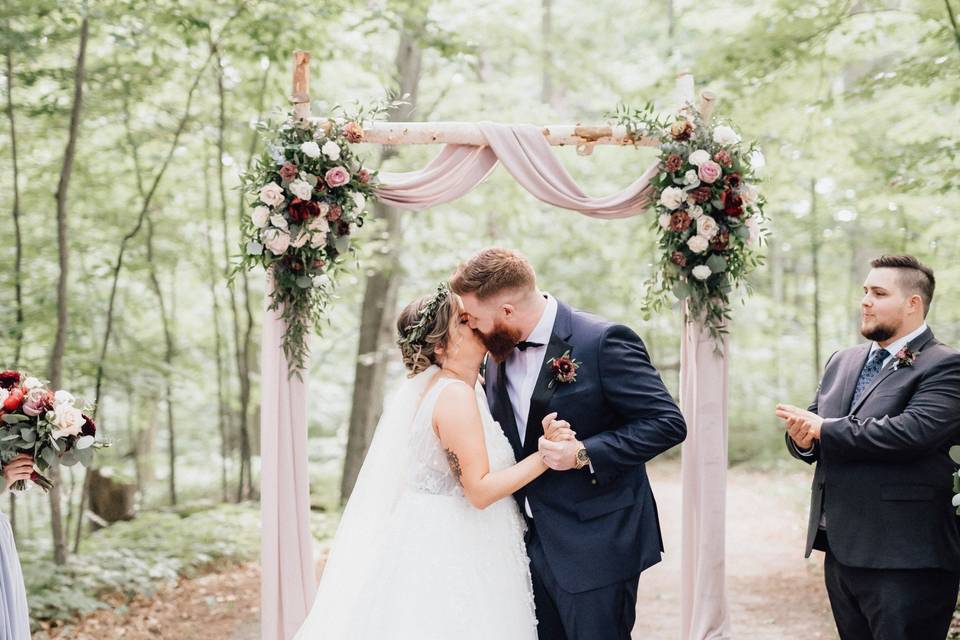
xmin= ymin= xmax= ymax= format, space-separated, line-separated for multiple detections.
xmin=397 ymin=282 xmax=451 ymax=348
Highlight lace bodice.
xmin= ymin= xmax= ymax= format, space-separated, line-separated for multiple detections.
xmin=406 ymin=377 xmax=517 ymax=497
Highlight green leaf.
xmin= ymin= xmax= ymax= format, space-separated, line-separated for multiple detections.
xmin=41 ymin=446 xmax=57 ymax=468
xmin=672 ymin=281 xmax=692 ymax=300
xmin=706 ymin=254 xmax=728 ymax=273
xmin=1 ymin=414 xmax=29 ymax=424
xmin=20 ymin=428 xmax=36 ymax=443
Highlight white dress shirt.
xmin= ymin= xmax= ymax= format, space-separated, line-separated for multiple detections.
xmin=504 ymin=293 xmax=557 ymax=519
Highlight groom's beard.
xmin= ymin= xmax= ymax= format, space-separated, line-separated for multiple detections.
xmin=861 ymin=319 xmax=898 ymax=343
xmin=479 ymin=322 xmax=523 ymax=364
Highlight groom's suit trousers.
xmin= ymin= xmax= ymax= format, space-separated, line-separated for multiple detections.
xmin=527 ymin=523 xmax=639 ymax=640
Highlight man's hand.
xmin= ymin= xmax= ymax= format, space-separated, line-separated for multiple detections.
xmin=542 ymin=412 xmax=576 ymax=442
xmin=538 ymin=436 xmax=582 ymax=471
xmin=3 ymin=454 xmax=33 ymax=491
xmin=776 ymin=403 xmax=824 ymax=445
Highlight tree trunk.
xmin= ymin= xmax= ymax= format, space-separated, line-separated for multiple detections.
xmin=340 ymin=20 xmax=423 ymax=504
xmin=204 ymin=142 xmax=231 ymax=503
xmin=48 ymin=9 xmax=90 ymax=566
xmin=809 ymin=177 xmax=821 ymax=384
xmin=145 ymin=218 xmax=177 ymax=505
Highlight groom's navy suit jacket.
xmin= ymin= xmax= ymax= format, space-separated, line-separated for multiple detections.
xmin=787 ymin=327 xmax=960 ymax=571
xmin=485 ymin=299 xmax=686 ymax=593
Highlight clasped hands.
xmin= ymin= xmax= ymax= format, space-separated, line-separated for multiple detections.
xmin=775 ymin=403 xmax=824 ymax=450
xmin=537 ymin=412 xmax=582 ymax=471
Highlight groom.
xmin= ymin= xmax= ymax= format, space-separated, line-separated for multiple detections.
xmin=777 ymin=255 xmax=960 ymax=639
xmin=451 ymin=247 xmax=686 ymax=640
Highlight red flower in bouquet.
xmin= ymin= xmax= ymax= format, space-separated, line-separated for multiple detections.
xmin=664 ymin=154 xmax=683 ymax=172
xmin=713 ymin=149 xmax=733 ymax=167
xmin=289 ymin=197 xmax=320 ymax=223
xmin=0 ymin=371 xmax=20 ymax=389
xmin=710 ymin=229 xmax=731 ymax=252
xmin=721 ymin=191 xmax=743 ymax=217
xmin=669 ymin=211 xmax=692 ymax=233
xmin=2 ymin=388 xmax=24 ymax=412
xmin=670 ymin=251 xmax=687 ymax=267
xmin=724 ymin=173 xmax=742 ymax=190
xmin=279 ymin=162 xmax=298 ymax=181
xmin=691 ymin=186 xmax=713 ymax=204
xmin=358 ymin=169 xmax=371 ymax=184
xmin=81 ymin=414 xmax=96 ymax=437
xmin=326 ymin=203 xmax=342 ymax=222
xmin=342 ymin=121 xmax=365 ymax=143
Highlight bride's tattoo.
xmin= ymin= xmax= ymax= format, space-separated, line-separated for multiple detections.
xmin=445 ymin=449 xmax=463 ymax=484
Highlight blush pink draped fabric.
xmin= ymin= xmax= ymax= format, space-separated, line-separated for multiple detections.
xmin=261 ymin=122 xmax=727 ymax=640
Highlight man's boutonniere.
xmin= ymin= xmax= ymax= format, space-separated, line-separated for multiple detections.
xmin=893 ymin=346 xmax=916 ymax=370
xmin=547 ymin=350 xmax=580 ymax=389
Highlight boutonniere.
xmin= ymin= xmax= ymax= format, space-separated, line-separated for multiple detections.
xmin=547 ymin=350 xmax=580 ymax=389
xmin=893 ymin=346 xmax=916 ymax=370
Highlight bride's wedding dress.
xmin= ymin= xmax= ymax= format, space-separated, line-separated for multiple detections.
xmin=294 ymin=365 xmax=537 ymax=639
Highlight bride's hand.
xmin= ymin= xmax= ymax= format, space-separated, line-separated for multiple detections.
xmin=543 ymin=415 xmax=575 ymax=442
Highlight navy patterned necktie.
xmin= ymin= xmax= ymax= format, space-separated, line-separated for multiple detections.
xmin=851 ymin=348 xmax=890 ymax=408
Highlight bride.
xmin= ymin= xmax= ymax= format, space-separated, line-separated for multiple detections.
xmin=294 ymin=283 xmax=573 ymax=639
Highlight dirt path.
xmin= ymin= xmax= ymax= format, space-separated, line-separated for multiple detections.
xmin=634 ymin=460 xmax=836 ymax=639
xmin=47 ymin=461 xmax=836 ymax=639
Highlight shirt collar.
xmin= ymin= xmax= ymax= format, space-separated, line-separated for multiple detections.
xmin=525 ymin=293 xmax=558 ymax=346
xmin=871 ymin=323 xmax=928 ymax=360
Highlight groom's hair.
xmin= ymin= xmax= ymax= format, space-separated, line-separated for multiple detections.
xmin=450 ymin=247 xmax=536 ymax=300
xmin=871 ymin=254 xmax=935 ymax=317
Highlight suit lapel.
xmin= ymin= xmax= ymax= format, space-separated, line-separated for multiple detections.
xmin=849 ymin=327 xmax=936 ymax=414
xmin=521 ymin=301 xmax=574 ymax=456
xmin=494 ymin=360 xmax=524 ymax=460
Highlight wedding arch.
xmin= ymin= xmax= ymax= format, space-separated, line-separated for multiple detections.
xmin=257 ymin=50 xmax=762 ymax=640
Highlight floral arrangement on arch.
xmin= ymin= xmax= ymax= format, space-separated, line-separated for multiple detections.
xmin=612 ymin=104 xmax=767 ymax=345
xmin=237 ymin=104 xmax=393 ymax=376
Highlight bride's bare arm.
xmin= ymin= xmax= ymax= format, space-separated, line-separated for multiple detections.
xmin=433 ymin=383 xmax=549 ymax=510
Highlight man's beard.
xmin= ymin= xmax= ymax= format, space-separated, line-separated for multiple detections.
xmin=478 ymin=321 xmax=523 ymax=363
xmin=861 ymin=319 xmax=898 ymax=343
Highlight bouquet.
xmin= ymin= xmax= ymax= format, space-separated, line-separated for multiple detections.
xmin=0 ymin=370 xmax=108 ymax=492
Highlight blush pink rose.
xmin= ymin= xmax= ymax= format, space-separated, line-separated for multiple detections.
xmin=698 ymin=160 xmax=722 ymax=184
xmin=325 ymin=167 xmax=350 ymax=188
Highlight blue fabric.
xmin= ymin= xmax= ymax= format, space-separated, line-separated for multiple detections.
xmin=0 ymin=511 xmax=30 ymax=639
xmin=851 ymin=348 xmax=889 ymax=409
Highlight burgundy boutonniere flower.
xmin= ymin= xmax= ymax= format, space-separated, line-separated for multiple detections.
xmin=547 ymin=351 xmax=580 ymax=389
xmin=893 ymin=347 xmax=916 ymax=370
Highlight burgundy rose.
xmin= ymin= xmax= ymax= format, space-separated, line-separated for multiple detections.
xmin=547 ymin=350 xmax=581 ymax=388
xmin=325 ymin=167 xmax=350 ymax=188
xmin=337 ymin=220 xmax=351 ymax=236
xmin=691 ymin=186 xmax=713 ymax=204
xmin=0 ymin=371 xmax=20 ymax=389
xmin=342 ymin=121 xmax=365 ymax=143
xmin=721 ymin=191 xmax=743 ymax=217
xmin=326 ymin=203 xmax=342 ymax=222
xmin=358 ymin=169 xmax=371 ymax=184
xmin=81 ymin=414 xmax=96 ymax=437
xmin=713 ymin=149 xmax=733 ymax=167
xmin=710 ymin=228 xmax=731 ymax=251
xmin=288 ymin=197 xmax=320 ymax=223
xmin=279 ymin=162 xmax=298 ymax=182
xmin=724 ymin=173 xmax=742 ymax=190
xmin=669 ymin=211 xmax=692 ymax=233
xmin=664 ymin=154 xmax=683 ymax=173
xmin=670 ymin=251 xmax=687 ymax=267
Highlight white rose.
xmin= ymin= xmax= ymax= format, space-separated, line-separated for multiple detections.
xmin=269 ymin=214 xmax=289 ymax=231
xmin=696 ymin=215 xmax=719 ymax=240
xmin=741 ymin=184 xmax=759 ymax=206
xmin=310 ymin=232 xmax=328 ymax=249
xmin=689 ymin=205 xmax=704 ymax=220
xmin=262 ymin=228 xmax=291 ymax=255
xmin=658 ymin=213 xmax=672 ymax=230
xmin=251 ymin=206 xmax=270 ymax=228
xmin=749 ymin=150 xmax=766 ymax=174
xmin=321 ymin=140 xmax=341 ymax=161
xmin=54 ymin=390 xmax=75 ymax=406
xmin=312 ymin=274 xmax=331 ymax=288
xmin=692 ymin=265 xmax=712 ymax=281
xmin=52 ymin=404 xmax=84 ymax=439
xmin=259 ymin=182 xmax=285 ymax=207
xmin=712 ymin=125 xmax=741 ymax=146
xmin=350 ymin=191 xmax=366 ymax=213
xmin=23 ymin=377 xmax=43 ymax=390
xmin=288 ymin=179 xmax=313 ymax=201
xmin=688 ymin=149 xmax=711 ymax=166
xmin=687 ymin=235 xmax=709 ymax=254
xmin=308 ymin=216 xmax=330 ymax=234
xmin=300 ymin=141 xmax=321 ymax=159
xmin=659 ymin=187 xmax=685 ymax=210
xmin=290 ymin=229 xmax=308 ymax=248
xmin=317 ymin=202 xmax=330 ymax=218
xmin=682 ymin=170 xmax=700 ymax=188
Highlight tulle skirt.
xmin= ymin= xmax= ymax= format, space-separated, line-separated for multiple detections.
xmin=304 ymin=490 xmax=537 ymax=640
xmin=0 ymin=511 xmax=30 ymax=640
